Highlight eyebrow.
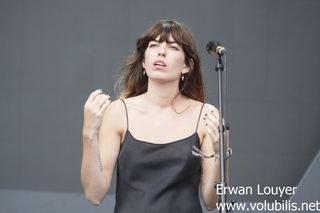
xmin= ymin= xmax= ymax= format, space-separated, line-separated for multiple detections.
xmin=152 ymin=39 xmax=178 ymax=45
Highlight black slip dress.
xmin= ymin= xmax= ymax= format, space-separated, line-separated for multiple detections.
xmin=114 ymin=100 xmax=205 ymax=213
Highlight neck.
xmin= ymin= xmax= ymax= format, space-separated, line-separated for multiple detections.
xmin=143 ymin=79 xmax=181 ymax=109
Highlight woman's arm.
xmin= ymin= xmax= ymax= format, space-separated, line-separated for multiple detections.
xmin=81 ymin=91 xmax=124 ymax=205
xmin=200 ymin=104 xmax=230 ymax=211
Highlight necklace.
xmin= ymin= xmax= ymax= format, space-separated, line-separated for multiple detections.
xmin=171 ymin=95 xmax=191 ymax=114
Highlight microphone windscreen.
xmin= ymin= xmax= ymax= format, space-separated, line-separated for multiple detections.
xmin=206 ymin=41 xmax=221 ymax=55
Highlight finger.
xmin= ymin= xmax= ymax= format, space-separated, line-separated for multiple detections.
xmin=204 ymin=113 xmax=219 ymax=132
xmin=85 ymin=90 xmax=103 ymax=109
xmin=209 ymin=109 xmax=219 ymax=120
xmin=97 ymin=98 xmax=112 ymax=117
xmin=203 ymin=112 xmax=218 ymax=122
xmin=206 ymin=121 xmax=218 ymax=138
xmin=91 ymin=91 xmax=108 ymax=105
xmin=205 ymin=119 xmax=219 ymax=139
xmin=208 ymin=105 xmax=218 ymax=113
xmin=94 ymin=94 xmax=111 ymax=107
xmin=85 ymin=89 xmax=103 ymax=106
xmin=205 ymin=117 xmax=216 ymax=129
xmin=92 ymin=94 xmax=110 ymax=109
xmin=205 ymin=113 xmax=218 ymax=126
xmin=205 ymin=124 xmax=219 ymax=143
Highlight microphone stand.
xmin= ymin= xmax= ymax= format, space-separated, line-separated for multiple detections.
xmin=194 ymin=45 xmax=234 ymax=212
xmin=215 ymin=55 xmax=232 ymax=213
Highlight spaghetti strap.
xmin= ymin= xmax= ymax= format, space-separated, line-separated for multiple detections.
xmin=120 ymin=99 xmax=129 ymax=131
xmin=195 ymin=103 xmax=205 ymax=132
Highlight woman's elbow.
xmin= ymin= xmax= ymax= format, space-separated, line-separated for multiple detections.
xmin=82 ymin=180 xmax=110 ymax=206
xmin=203 ymin=196 xmax=219 ymax=211
xmin=84 ymin=192 xmax=106 ymax=206
xmin=204 ymin=203 xmax=217 ymax=211
xmin=205 ymin=203 xmax=217 ymax=211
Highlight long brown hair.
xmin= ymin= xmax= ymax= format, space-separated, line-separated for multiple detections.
xmin=117 ymin=20 xmax=206 ymax=102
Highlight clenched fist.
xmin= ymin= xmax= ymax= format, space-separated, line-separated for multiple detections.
xmin=83 ymin=89 xmax=111 ymax=138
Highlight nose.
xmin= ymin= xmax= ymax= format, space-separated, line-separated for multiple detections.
xmin=157 ymin=43 xmax=166 ymax=57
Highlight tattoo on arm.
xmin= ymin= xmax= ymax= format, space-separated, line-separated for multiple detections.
xmin=97 ymin=149 xmax=103 ymax=172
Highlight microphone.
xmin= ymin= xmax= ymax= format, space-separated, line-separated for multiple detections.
xmin=206 ymin=41 xmax=226 ymax=56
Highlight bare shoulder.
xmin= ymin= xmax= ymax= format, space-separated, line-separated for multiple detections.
xmin=121 ymin=95 xmax=143 ymax=104
xmin=188 ymin=99 xmax=203 ymax=110
xmin=120 ymin=95 xmax=146 ymax=113
xmin=102 ymin=99 xmax=127 ymax=134
xmin=104 ymin=99 xmax=126 ymax=116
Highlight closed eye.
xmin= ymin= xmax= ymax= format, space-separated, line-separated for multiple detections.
xmin=170 ymin=45 xmax=179 ymax=50
xmin=148 ymin=42 xmax=159 ymax=48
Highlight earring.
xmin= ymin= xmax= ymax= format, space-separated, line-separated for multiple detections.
xmin=143 ymin=70 xmax=146 ymax=76
xmin=181 ymin=74 xmax=185 ymax=81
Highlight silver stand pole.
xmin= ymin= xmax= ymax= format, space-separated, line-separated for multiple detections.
xmin=215 ymin=56 xmax=228 ymax=213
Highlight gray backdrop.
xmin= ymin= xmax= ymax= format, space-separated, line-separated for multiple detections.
xmin=1 ymin=0 xmax=320 ymax=212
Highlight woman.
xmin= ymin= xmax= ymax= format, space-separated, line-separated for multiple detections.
xmin=81 ymin=20 xmax=228 ymax=212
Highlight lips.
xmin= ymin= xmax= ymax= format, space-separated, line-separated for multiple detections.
xmin=153 ymin=60 xmax=167 ymax=67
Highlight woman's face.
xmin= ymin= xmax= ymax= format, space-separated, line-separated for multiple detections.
xmin=142 ymin=34 xmax=189 ymax=83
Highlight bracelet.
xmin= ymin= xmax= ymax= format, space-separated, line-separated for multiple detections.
xmin=192 ymin=146 xmax=232 ymax=160
xmin=214 ymin=147 xmax=232 ymax=160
